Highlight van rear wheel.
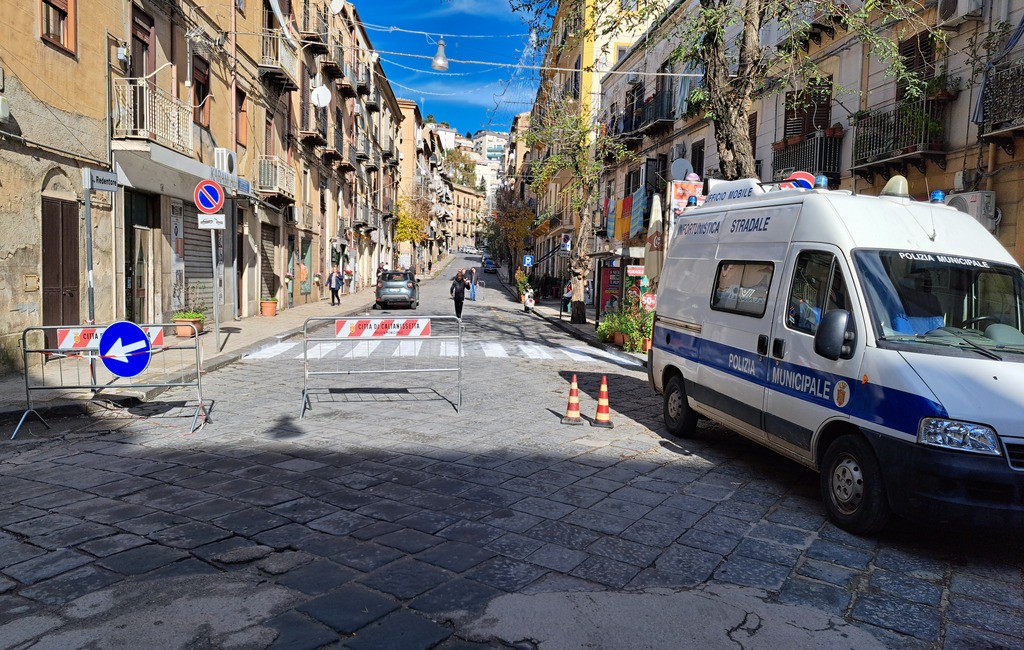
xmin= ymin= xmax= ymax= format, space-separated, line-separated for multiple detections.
xmin=664 ymin=375 xmax=698 ymax=438
xmin=820 ymin=435 xmax=890 ymax=535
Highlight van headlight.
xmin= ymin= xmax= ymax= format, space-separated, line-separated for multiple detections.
xmin=918 ymin=418 xmax=1002 ymax=456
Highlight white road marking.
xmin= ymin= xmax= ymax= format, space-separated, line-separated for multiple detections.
xmin=243 ymin=341 xmax=300 ymax=360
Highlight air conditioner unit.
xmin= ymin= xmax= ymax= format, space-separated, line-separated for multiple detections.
xmin=626 ymin=73 xmax=640 ymax=84
xmin=284 ymin=206 xmax=298 ymax=224
xmin=945 ymin=191 xmax=997 ymax=232
xmin=214 ymin=147 xmax=237 ymax=176
xmin=936 ymin=0 xmax=982 ymax=28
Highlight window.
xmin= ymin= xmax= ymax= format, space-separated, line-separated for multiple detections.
xmin=787 ymin=252 xmax=848 ymax=334
xmin=898 ymin=32 xmax=935 ymax=102
xmin=41 ymin=0 xmax=76 ymax=53
xmin=784 ymin=78 xmax=832 ymax=138
xmin=236 ymin=89 xmax=248 ymax=147
xmin=265 ymin=115 xmax=275 ymax=155
xmin=615 ymin=45 xmax=628 ymax=65
xmin=690 ymin=140 xmax=705 ymax=179
xmin=712 ymin=261 xmax=774 ymax=317
xmin=193 ymin=56 xmax=211 ymax=127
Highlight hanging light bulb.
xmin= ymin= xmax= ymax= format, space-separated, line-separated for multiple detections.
xmin=431 ymin=37 xmax=449 ymax=72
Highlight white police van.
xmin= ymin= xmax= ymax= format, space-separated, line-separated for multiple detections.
xmin=649 ymin=175 xmax=1024 ymax=534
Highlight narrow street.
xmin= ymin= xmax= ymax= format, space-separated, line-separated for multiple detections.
xmin=1 ymin=257 xmax=1022 ymax=649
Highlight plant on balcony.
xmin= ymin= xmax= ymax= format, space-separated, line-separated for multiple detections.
xmin=848 ymin=109 xmax=871 ymax=126
xmin=786 ymin=134 xmax=804 ymax=146
xmin=924 ymin=73 xmax=959 ymax=102
xmin=772 ymin=140 xmax=786 ymax=152
xmin=825 ymin=122 xmax=844 ymax=138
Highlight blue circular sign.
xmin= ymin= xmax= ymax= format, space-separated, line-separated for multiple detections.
xmin=98 ymin=321 xmax=152 ymax=378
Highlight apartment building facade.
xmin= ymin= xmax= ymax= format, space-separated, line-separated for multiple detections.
xmin=0 ymin=0 xmax=424 ymax=371
xmin=591 ymin=1 xmax=1024 ymax=306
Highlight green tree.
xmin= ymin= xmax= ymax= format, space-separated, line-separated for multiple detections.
xmin=492 ymin=185 xmax=536 ymax=276
xmin=524 ymin=95 xmax=631 ymax=324
xmin=443 ymin=148 xmax=478 ymax=187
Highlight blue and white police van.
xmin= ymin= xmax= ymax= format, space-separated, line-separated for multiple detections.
xmin=649 ymin=174 xmax=1024 ymax=534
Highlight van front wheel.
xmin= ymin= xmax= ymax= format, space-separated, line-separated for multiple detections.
xmin=664 ymin=375 xmax=698 ymax=438
xmin=820 ymin=435 xmax=890 ymax=535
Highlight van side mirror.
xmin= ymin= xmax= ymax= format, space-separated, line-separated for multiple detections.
xmin=814 ymin=310 xmax=855 ymax=360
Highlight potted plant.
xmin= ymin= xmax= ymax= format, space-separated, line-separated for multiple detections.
xmin=171 ymin=281 xmax=208 ymax=337
xmin=786 ymin=134 xmax=804 ymax=146
xmin=772 ymin=140 xmax=786 ymax=152
xmin=514 ymin=267 xmax=530 ymax=300
xmin=925 ymin=73 xmax=959 ymax=101
xmin=260 ymin=296 xmax=278 ymax=317
xmin=848 ymin=109 xmax=871 ymax=126
xmin=825 ymin=122 xmax=844 ymax=138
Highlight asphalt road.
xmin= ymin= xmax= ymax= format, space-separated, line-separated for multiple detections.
xmin=1 ymin=256 xmax=1023 ymax=649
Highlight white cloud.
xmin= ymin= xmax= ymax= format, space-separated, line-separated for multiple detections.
xmin=424 ymin=0 xmax=518 ymax=21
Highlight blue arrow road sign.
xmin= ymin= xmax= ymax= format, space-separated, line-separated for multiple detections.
xmin=98 ymin=321 xmax=152 ymax=378
xmin=523 ymin=255 xmax=534 ymax=268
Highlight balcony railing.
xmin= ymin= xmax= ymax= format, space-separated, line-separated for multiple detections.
xmin=320 ymin=41 xmax=342 ymax=79
xmin=366 ymin=148 xmax=380 ymax=171
xmin=354 ymin=135 xmax=369 ymax=160
xmin=299 ymin=102 xmax=328 ymax=145
xmin=259 ymin=31 xmax=298 ymax=91
xmin=112 ymin=78 xmax=193 ymax=155
xmin=381 ymin=136 xmax=394 ymax=159
xmin=300 ymin=0 xmax=328 ymax=53
xmin=356 ymin=64 xmax=371 ymax=95
xmin=851 ymin=99 xmax=949 ymax=173
xmin=324 ymin=126 xmax=344 ymax=162
xmin=256 ymin=156 xmax=296 ymax=200
xmin=640 ymin=90 xmax=675 ymax=132
xmin=979 ymin=58 xmax=1024 ymax=151
xmin=365 ymin=88 xmax=380 ymax=112
xmin=772 ymin=130 xmax=842 ymax=180
xmin=337 ymin=64 xmax=355 ymax=96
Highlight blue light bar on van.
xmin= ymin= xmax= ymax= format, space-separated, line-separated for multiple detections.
xmin=930 ymin=190 xmax=945 ymax=203
xmin=815 ymin=175 xmax=829 ymax=188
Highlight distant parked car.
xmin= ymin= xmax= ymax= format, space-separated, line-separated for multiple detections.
xmin=375 ymin=271 xmax=419 ymax=309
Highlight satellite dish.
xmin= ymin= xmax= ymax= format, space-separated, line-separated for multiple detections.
xmin=329 ymin=0 xmax=345 ymax=14
xmin=310 ymin=85 xmax=331 ymax=108
xmin=671 ymin=158 xmax=693 ymax=181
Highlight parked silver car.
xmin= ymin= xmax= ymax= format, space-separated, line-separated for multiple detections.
xmin=375 ymin=271 xmax=419 ymax=309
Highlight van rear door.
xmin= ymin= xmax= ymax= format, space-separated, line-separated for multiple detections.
xmin=764 ymin=245 xmax=864 ymax=463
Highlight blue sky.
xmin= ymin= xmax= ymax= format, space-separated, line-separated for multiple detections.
xmin=352 ymin=0 xmax=540 ymax=136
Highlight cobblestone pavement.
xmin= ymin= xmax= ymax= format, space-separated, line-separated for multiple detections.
xmin=1 ymin=272 xmax=1023 ymax=649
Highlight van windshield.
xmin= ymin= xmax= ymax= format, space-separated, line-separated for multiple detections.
xmin=852 ymin=250 xmax=1024 ymax=349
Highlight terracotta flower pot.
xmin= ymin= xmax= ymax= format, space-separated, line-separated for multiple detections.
xmin=260 ymin=300 xmax=278 ymax=317
xmin=174 ymin=318 xmax=203 ymax=338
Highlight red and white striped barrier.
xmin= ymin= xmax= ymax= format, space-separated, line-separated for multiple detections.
xmin=56 ymin=327 xmax=165 ymax=351
xmin=335 ymin=319 xmax=431 ymax=338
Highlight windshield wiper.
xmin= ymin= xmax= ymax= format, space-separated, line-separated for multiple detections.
xmin=941 ymin=332 xmax=1002 ymax=360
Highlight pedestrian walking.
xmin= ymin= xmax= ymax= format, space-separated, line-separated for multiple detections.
xmin=326 ymin=264 xmax=343 ymax=305
xmin=376 ymin=262 xmax=385 ymax=281
xmin=450 ymin=269 xmax=470 ymax=319
xmin=468 ymin=267 xmax=478 ymax=301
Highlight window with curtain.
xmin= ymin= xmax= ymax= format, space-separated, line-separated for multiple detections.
xmin=41 ymin=0 xmax=76 ymax=53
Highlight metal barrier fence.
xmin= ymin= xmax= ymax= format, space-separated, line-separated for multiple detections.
xmin=11 ymin=323 xmax=209 ymax=439
xmin=300 ymin=315 xmax=463 ymax=418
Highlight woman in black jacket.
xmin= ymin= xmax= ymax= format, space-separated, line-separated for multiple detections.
xmin=450 ymin=269 xmax=470 ymax=319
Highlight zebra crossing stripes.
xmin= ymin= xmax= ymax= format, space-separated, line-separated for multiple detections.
xmin=241 ymin=341 xmax=299 ymax=359
xmin=480 ymin=342 xmax=508 ymax=357
xmin=241 ymin=339 xmax=641 ymax=365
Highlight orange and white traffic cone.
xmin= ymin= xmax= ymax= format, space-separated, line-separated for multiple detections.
xmin=561 ymin=374 xmax=584 ymax=425
xmin=592 ymin=375 xmax=614 ymax=428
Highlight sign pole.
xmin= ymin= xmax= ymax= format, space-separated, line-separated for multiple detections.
xmin=211 ymin=230 xmax=220 ymax=350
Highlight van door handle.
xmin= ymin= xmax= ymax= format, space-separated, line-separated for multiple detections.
xmin=757 ymin=335 xmax=768 ymax=356
xmin=772 ymin=338 xmax=785 ymax=359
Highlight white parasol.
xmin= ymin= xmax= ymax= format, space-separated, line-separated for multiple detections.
xmin=643 ymin=193 xmax=666 ymax=295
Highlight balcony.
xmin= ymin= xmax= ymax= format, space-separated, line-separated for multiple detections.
xmin=979 ymin=58 xmax=1024 ymax=155
xmin=112 ymin=78 xmax=193 ymax=155
xmin=851 ymin=99 xmax=950 ymax=181
xmin=415 ymin=137 xmax=425 ymax=151
xmin=354 ymin=136 xmax=369 ymax=160
xmin=337 ymin=65 xmax=356 ymax=96
xmin=320 ymin=39 xmax=343 ymax=79
xmin=355 ymin=64 xmax=371 ymax=95
xmin=365 ymin=88 xmax=380 ymax=112
xmin=323 ymin=126 xmax=344 ymax=162
xmin=640 ymin=90 xmax=675 ymax=133
xmin=771 ymin=130 xmax=842 ymax=182
xmin=302 ymin=203 xmax=314 ymax=229
xmin=606 ymin=110 xmax=643 ymax=148
xmin=259 ymin=31 xmax=298 ymax=91
xmin=299 ymin=0 xmax=328 ymax=54
xmin=365 ymin=147 xmax=380 ymax=171
xmin=298 ymin=103 xmax=328 ymax=146
xmin=256 ymin=156 xmax=296 ymax=202
xmin=381 ymin=136 xmax=394 ymax=160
